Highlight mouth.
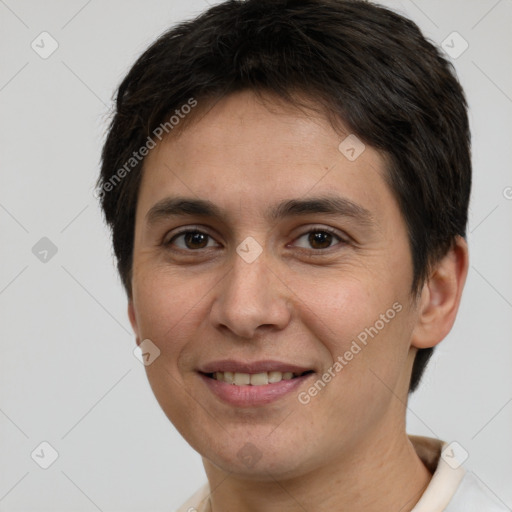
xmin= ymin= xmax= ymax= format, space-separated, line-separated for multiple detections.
xmin=197 ymin=360 xmax=316 ymax=407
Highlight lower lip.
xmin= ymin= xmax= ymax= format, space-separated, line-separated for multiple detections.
xmin=199 ymin=373 xmax=314 ymax=407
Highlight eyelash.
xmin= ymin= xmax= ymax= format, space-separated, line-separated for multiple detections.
xmin=163 ymin=226 xmax=347 ymax=253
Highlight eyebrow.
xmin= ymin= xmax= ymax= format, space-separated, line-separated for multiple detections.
xmin=146 ymin=195 xmax=374 ymax=227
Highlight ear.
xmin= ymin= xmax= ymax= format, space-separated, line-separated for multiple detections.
xmin=411 ymin=236 xmax=469 ymax=349
xmin=128 ymin=300 xmax=140 ymax=345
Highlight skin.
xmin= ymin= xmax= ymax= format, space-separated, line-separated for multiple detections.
xmin=128 ymin=90 xmax=469 ymax=511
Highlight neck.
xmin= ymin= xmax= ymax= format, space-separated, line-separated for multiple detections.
xmin=203 ymin=427 xmax=432 ymax=512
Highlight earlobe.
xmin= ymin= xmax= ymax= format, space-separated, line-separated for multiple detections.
xmin=411 ymin=236 xmax=469 ymax=349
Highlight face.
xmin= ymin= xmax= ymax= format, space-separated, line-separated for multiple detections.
xmin=128 ymin=90 xmax=421 ymax=480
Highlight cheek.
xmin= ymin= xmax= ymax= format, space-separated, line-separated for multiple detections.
xmin=292 ymin=270 xmax=393 ymax=344
xmin=131 ymin=269 xmax=215 ymax=433
xmin=293 ymin=271 xmax=410 ymax=385
xmin=132 ymin=267 xmax=215 ymax=359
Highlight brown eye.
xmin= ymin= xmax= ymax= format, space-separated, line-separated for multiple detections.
xmin=166 ymin=230 xmax=218 ymax=250
xmin=308 ymin=231 xmax=334 ymax=249
xmin=293 ymin=228 xmax=345 ymax=251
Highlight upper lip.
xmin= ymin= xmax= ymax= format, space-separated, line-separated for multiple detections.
xmin=198 ymin=359 xmax=314 ymax=374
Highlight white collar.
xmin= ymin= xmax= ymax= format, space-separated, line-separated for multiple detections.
xmin=410 ymin=436 xmax=465 ymax=512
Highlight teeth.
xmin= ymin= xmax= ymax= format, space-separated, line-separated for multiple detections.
xmin=268 ymin=371 xmax=282 ymax=383
xmin=250 ymin=372 xmax=268 ymax=386
xmin=234 ymin=372 xmax=250 ymax=385
xmin=211 ymin=370 xmax=305 ymax=385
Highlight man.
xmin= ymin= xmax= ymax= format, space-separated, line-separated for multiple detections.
xmin=97 ymin=0 xmax=508 ymax=510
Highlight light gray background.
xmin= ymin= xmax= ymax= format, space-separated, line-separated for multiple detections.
xmin=1 ymin=0 xmax=511 ymax=510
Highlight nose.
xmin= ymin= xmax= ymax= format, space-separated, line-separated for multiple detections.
xmin=209 ymin=247 xmax=292 ymax=340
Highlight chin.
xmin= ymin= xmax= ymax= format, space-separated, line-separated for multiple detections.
xmin=196 ymin=428 xmax=320 ymax=481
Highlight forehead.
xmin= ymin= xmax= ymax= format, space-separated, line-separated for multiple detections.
xmin=137 ymin=90 xmax=398 ymax=228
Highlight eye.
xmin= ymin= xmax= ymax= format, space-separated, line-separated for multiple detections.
xmin=164 ymin=229 xmax=220 ymax=251
xmin=292 ymin=227 xmax=346 ymax=250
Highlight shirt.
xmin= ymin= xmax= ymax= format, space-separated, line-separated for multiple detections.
xmin=176 ymin=435 xmax=509 ymax=511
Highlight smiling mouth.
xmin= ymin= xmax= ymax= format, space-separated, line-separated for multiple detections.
xmin=203 ymin=370 xmax=314 ymax=386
